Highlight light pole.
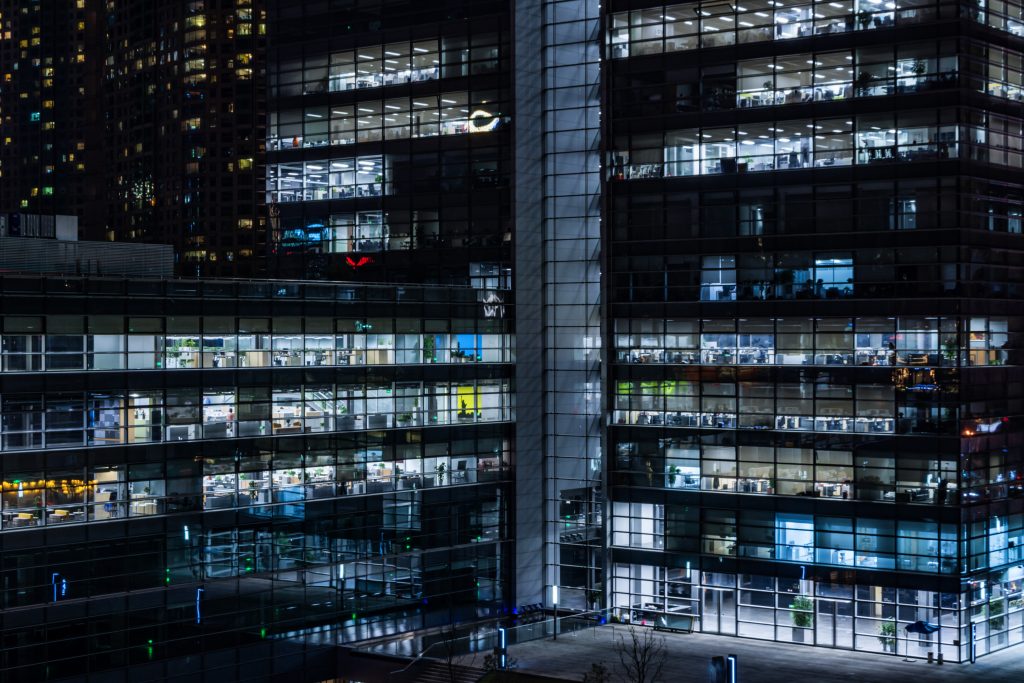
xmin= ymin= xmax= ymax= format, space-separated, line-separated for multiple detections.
xmin=497 ymin=626 xmax=507 ymax=669
xmin=551 ymin=585 xmax=559 ymax=641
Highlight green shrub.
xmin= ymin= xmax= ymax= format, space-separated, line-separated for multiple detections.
xmin=790 ymin=595 xmax=814 ymax=628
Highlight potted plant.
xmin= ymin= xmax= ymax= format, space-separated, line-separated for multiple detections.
xmin=179 ymin=338 xmax=198 ymax=367
xmin=990 ymin=597 xmax=1006 ymax=638
xmin=942 ymin=336 xmax=958 ymax=363
xmin=790 ymin=595 xmax=814 ymax=642
xmin=878 ymin=618 xmax=897 ymax=653
xmin=423 ymin=335 xmax=436 ymax=362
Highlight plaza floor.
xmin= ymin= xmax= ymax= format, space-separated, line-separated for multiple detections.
xmin=469 ymin=625 xmax=1024 ymax=682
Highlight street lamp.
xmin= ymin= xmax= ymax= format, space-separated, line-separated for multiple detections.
xmin=497 ymin=626 xmax=507 ymax=669
xmin=551 ymin=585 xmax=559 ymax=641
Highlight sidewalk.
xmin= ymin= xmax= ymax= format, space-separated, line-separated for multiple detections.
xmin=468 ymin=625 xmax=1024 ymax=682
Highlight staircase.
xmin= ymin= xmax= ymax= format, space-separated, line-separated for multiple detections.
xmin=403 ymin=660 xmax=484 ymax=683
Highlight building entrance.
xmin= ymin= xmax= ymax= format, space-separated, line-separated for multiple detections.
xmin=702 ymin=587 xmax=737 ymax=635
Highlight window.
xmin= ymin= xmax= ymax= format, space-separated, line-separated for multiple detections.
xmin=700 ymin=255 xmax=736 ymax=301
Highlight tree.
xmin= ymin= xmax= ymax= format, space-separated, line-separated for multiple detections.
xmin=439 ymin=625 xmax=459 ymax=682
xmin=615 ymin=625 xmax=666 ymax=683
xmin=481 ymin=652 xmax=517 ymax=682
xmin=437 ymin=624 xmax=475 ymax=683
xmin=582 ymin=661 xmax=613 ymax=683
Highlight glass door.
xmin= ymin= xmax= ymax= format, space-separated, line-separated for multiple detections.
xmin=702 ymin=587 xmax=737 ymax=634
xmin=815 ymin=598 xmax=854 ymax=648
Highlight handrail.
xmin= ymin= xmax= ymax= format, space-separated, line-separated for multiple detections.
xmin=385 ymin=608 xmax=612 ymax=678
xmin=388 ymin=638 xmax=454 ymax=677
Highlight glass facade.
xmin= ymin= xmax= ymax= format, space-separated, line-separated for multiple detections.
xmin=266 ymin=3 xmax=512 ymax=283
xmin=0 ymin=274 xmax=513 ymax=682
xmin=537 ymin=0 xmax=606 ymax=615
xmin=8 ymin=0 xmax=1024 ymax=679
xmin=612 ymin=108 xmax=1022 ymax=179
xmin=603 ymin=0 xmax=1024 ymax=663
xmin=608 ymin=0 xmax=1024 ymax=57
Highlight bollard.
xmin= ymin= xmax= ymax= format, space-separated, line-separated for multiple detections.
xmin=927 ymin=652 xmax=934 ymax=664
xmin=937 ymin=653 xmax=943 ymax=665
xmin=709 ymin=655 xmax=726 ymax=683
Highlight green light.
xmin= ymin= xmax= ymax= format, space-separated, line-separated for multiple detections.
xmin=260 ymin=627 xmax=267 ymax=639
xmin=351 ymin=612 xmax=357 ymax=620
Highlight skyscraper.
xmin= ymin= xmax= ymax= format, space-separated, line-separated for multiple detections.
xmin=0 ymin=0 xmax=267 ymax=277
xmin=96 ymin=0 xmax=268 ymax=277
xmin=0 ymin=0 xmax=102 ymax=223
xmin=605 ymin=0 xmax=1024 ymax=660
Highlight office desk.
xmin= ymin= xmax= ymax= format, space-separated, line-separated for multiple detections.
xmin=131 ymin=500 xmax=159 ymax=516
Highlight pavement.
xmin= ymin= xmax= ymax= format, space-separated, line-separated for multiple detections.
xmin=465 ymin=625 xmax=1024 ymax=682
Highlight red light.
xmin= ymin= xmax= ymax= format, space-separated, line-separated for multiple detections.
xmin=345 ymin=256 xmax=373 ymax=269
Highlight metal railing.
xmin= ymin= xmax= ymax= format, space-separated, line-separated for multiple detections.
xmin=381 ymin=608 xmax=613 ymax=679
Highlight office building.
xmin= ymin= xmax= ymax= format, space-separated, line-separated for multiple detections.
xmin=264 ymin=0 xmax=512 ymax=286
xmin=0 ymin=1 xmax=520 ymax=681
xmin=0 ymin=271 xmax=513 ymax=682
xmin=605 ymin=0 xmax=1024 ymax=662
